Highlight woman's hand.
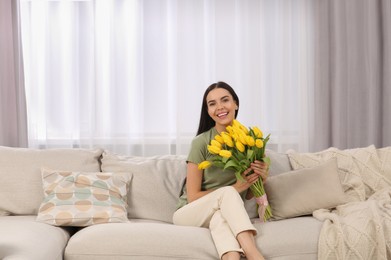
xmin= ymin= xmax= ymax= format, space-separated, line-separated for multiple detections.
xmin=250 ymin=160 xmax=269 ymax=182
xmin=232 ymin=160 xmax=269 ymax=194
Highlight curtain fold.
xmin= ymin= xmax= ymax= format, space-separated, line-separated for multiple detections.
xmin=381 ymin=0 xmax=391 ymax=147
xmin=312 ymin=0 xmax=391 ymax=151
xmin=0 ymin=0 xmax=27 ymax=147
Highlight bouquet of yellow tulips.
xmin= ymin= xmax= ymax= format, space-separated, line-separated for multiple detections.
xmin=198 ymin=119 xmax=272 ymax=222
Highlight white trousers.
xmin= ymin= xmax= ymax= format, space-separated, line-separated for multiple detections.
xmin=173 ymin=186 xmax=257 ymax=258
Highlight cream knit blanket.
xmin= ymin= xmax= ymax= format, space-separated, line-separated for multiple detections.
xmin=288 ymin=145 xmax=391 ymax=260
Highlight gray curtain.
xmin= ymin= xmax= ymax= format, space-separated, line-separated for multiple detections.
xmin=0 ymin=0 xmax=28 ymax=147
xmin=311 ymin=0 xmax=391 ymax=152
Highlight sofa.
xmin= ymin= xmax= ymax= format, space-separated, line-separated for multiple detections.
xmin=0 ymin=145 xmax=390 ymax=260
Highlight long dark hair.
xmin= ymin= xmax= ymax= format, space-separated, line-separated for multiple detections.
xmin=196 ymin=81 xmax=239 ymax=136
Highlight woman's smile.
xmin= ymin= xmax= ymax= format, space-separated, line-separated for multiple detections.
xmin=217 ymin=112 xmax=229 ymax=118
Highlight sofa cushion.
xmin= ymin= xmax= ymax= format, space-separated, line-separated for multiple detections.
xmin=64 ymin=217 xmax=321 ymax=260
xmin=267 ymin=149 xmax=292 ymax=176
xmin=36 ymin=168 xmax=131 ymax=226
xmin=101 ymin=151 xmax=187 ymax=223
xmin=65 ymin=220 xmax=219 ymax=260
xmin=264 ymin=158 xmax=347 ymax=220
xmin=254 ymin=216 xmax=322 ymax=260
xmin=288 ymin=147 xmax=366 ymax=202
xmin=0 ymin=215 xmax=71 ymax=260
xmin=288 ymin=145 xmax=390 ymax=201
xmin=0 ymin=146 xmax=103 ymax=215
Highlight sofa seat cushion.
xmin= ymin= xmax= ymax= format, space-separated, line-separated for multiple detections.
xmin=254 ymin=216 xmax=322 ymax=260
xmin=64 ymin=219 xmax=219 ymax=260
xmin=65 ymin=217 xmax=321 ymax=260
xmin=0 ymin=216 xmax=72 ymax=260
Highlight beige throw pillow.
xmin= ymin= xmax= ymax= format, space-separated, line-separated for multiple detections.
xmin=288 ymin=147 xmax=366 ymax=202
xmin=264 ymin=158 xmax=347 ymax=220
xmin=36 ymin=168 xmax=132 ymax=226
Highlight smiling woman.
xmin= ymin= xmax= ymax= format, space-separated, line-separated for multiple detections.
xmin=173 ymin=82 xmax=270 ymax=260
xmin=18 ymin=0 xmax=314 ymax=155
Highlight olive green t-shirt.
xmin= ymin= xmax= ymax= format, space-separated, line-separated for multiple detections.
xmin=177 ymin=127 xmax=246 ymax=209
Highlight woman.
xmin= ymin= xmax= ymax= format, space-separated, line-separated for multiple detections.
xmin=173 ymin=82 xmax=268 ymax=260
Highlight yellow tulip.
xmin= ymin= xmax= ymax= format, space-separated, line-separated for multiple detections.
xmin=198 ymin=160 xmax=212 ymax=170
xmin=238 ymin=133 xmax=247 ymax=145
xmin=239 ymin=125 xmax=249 ymax=135
xmin=231 ymin=125 xmax=242 ymax=134
xmin=232 ymin=119 xmax=241 ymax=128
xmin=255 ymin=139 xmax=264 ymax=148
xmin=232 ymin=132 xmax=239 ymax=142
xmin=233 ymin=119 xmax=249 ymax=134
xmin=232 ymin=126 xmax=248 ymax=141
xmin=246 ymin=136 xmax=255 ymax=147
xmin=214 ymin=134 xmax=224 ymax=144
xmin=226 ymin=125 xmax=234 ymax=135
xmin=211 ymin=140 xmax=222 ymax=149
xmin=236 ymin=141 xmax=245 ymax=153
xmin=208 ymin=145 xmax=221 ymax=154
xmin=252 ymin=126 xmax=263 ymax=138
xmin=219 ymin=150 xmax=232 ymax=158
xmin=221 ymin=133 xmax=234 ymax=147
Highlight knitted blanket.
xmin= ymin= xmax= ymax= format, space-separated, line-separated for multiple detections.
xmin=288 ymin=145 xmax=391 ymax=260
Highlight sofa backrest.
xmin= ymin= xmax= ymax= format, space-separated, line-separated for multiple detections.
xmin=0 ymin=145 xmax=292 ymax=221
xmin=100 ymin=149 xmax=292 ymax=222
xmin=101 ymin=151 xmax=187 ymax=223
xmin=267 ymin=149 xmax=293 ymax=177
xmin=0 ymin=146 xmax=103 ymax=216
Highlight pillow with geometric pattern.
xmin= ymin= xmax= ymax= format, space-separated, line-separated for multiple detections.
xmin=36 ymin=168 xmax=132 ymax=226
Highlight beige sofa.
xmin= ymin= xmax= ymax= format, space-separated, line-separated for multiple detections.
xmin=2 ymin=145 xmax=389 ymax=259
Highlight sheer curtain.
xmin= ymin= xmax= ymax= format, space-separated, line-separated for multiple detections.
xmin=20 ymin=0 xmax=314 ymax=156
xmin=0 ymin=0 xmax=27 ymax=147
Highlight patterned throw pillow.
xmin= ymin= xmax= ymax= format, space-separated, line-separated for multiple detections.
xmin=36 ymin=168 xmax=132 ymax=226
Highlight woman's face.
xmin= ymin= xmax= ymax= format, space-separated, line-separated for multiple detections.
xmin=206 ymin=88 xmax=238 ymax=132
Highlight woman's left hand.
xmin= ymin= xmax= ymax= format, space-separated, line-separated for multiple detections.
xmin=232 ymin=160 xmax=269 ymax=194
xmin=250 ymin=160 xmax=269 ymax=182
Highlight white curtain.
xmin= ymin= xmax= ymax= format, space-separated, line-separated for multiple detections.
xmin=19 ymin=0 xmax=314 ymax=156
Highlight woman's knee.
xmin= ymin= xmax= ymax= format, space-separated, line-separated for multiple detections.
xmin=217 ymin=186 xmax=242 ymax=200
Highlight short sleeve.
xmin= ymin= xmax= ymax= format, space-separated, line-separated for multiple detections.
xmin=187 ymin=135 xmax=208 ymax=164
